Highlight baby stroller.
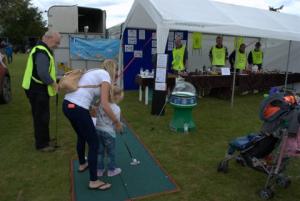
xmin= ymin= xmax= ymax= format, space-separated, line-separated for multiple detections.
xmin=217 ymin=92 xmax=300 ymax=200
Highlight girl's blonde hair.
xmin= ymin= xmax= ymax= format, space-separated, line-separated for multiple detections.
xmin=101 ymin=59 xmax=117 ymax=84
xmin=110 ymin=85 xmax=124 ymax=103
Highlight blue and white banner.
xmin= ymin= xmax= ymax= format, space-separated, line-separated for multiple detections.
xmin=70 ymin=37 xmax=120 ymax=61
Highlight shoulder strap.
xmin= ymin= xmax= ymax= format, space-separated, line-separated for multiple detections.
xmin=78 ymin=68 xmax=108 ymax=89
xmin=78 ymin=84 xmax=101 ymax=89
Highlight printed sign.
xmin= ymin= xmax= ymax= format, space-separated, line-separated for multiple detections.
xmin=152 ymin=48 xmax=157 ymax=55
xmin=157 ymin=54 xmax=168 ymax=68
xmin=125 ymin=45 xmax=134 ymax=52
xmin=155 ymin=68 xmax=167 ymax=82
xmin=139 ymin=30 xmax=145 ymax=40
xmin=168 ymin=32 xmax=175 ymax=41
xmin=221 ymin=67 xmax=231 ymax=76
xmin=128 ymin=37 xmax=137 ymax=45
xmin=128 ymin=29 xmax=137 ymax=37
xmin=152 ymin=40 xmax=157 ymax=48
xmin=134 ymin=50 xmax=143 ymax=58
xmin=152 ymin=32 xmax=157 ymax=40
xmin=155 ymin=82 xmax=166 ymax=91
xmin=167 ymin=42 xmax=174 ymax=51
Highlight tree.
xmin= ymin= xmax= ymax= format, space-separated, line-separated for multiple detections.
xmin=0 ymin=0 xmax=46 ymax=46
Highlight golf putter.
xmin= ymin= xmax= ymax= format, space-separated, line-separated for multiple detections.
xmin=120 ymin=122 xmax=140 ymax=166
xmin=53 ymin=93 xmax=60 ymax=148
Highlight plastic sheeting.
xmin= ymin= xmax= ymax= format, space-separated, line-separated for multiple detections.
xmin=70 ymin=37 xmax=120 ymax=61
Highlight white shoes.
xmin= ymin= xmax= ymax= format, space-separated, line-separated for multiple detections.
xmin=97 ymin=168 xmax=122 ymax=177
xmin=107 ymin=168 xmax=122 ymax=177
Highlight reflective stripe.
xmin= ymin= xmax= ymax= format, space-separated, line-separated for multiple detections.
xmin=32 ymin=76 xmax=43 ymax=84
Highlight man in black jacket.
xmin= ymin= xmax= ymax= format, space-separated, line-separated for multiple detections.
xmin=22 ymin=31 xmax=61 ymax=152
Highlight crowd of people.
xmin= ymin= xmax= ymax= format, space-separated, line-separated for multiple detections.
xmin=22 ymin=30 xmax=124 ymax=190
xmin=171 ymin=35 xmax=264 ymax=95
xmin=172 ymin=35 xmax=263 ymax=73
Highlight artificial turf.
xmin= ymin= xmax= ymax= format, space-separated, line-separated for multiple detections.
xmin=71 ymin=121 xmax=178 ymax=201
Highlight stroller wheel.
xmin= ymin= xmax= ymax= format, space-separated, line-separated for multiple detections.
xmin=235 ymin=156 xmax=246 ymax=166
xmin=259 ymin=188 xmax=274 ymax=200
xmin=217 ymin=160 xmax=228 ymax=173
xmin=276 ymin=176 xmax=291 ymax=188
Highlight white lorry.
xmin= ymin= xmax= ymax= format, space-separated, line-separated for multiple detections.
xmin=48 ymin=5 xmax=106 ymax=75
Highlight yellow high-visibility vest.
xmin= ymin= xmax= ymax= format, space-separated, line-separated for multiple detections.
xmin=192 ymin=32 xmax=202 ymax=49
xmin=172 ymin=45 xmax=185 ymax=71
xmin=235 ymin=51 xmax=247 ymax=70
xmin=212 ymin=46 xmax=226 ymax=66
xmin=22 ymin=45 xmax=57 ymax=96
xmin=251 ymin=50 xmax=263 ymax=65
xmin=234 ymin=36 xmax=244 ymax=49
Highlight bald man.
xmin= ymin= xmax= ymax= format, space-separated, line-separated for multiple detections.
xmin=22 ymin=30 xmax=61 ymax=152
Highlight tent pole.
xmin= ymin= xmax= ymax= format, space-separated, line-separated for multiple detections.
xmin=231 ymin=39 xmax=239 ymax=108
xmin=284 ymin=40 xmax=292 ymax=92
xmin=230 ymin=67 xmax=236 ymax=108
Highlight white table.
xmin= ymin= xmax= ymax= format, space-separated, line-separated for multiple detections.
xmin=137 ymin=75 xmax=154 ymax=105
xmin=136 ymin=74 xmax=177 ymax=105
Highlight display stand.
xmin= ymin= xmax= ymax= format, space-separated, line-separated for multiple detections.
xmin=151 ymin=54 xmax=168 ymax=115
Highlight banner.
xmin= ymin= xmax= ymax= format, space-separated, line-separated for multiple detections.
xmin=70 ymin=37 xmax=120 ymax=61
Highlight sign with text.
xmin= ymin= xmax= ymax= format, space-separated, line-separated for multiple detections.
xmin=221 ymin=67 xmax=231 ymax=76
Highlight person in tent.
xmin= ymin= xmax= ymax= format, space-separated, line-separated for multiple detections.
xmin=172 ymin=35 xmax=188 ymax=74
xmin=229 ymin=43 xmax=249 ymax=94
xmin=229 ymin=43 xmax=247 ymax=73
xmin=209 ymin=35 xmax=228 ymax=68
xmin=248 ymin=42 xmax=263 ymax=71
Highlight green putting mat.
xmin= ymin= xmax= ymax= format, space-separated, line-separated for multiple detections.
xmin=70 ymin=122 xmax=179 ymax=201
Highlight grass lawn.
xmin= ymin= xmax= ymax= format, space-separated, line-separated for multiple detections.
xmin=0 ymin=54 xmax=300 ymax=201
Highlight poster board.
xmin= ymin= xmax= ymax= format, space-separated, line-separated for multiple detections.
xmin=155 ymin=54 xmax=168 ymax=91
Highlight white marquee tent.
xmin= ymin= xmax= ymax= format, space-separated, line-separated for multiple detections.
xmin=124 ymin=0 xmax=300 ymax=54
xmin=121 ymin=0 xmax=300 ymax=105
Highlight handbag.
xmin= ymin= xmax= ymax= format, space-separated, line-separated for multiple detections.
xmin=58 ymin=69 xmax=101 ymax=93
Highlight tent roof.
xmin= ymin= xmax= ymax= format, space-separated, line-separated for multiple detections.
xmin=124 ymin=0 xmax=300 ymax=42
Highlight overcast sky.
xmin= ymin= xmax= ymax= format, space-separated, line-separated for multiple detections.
xmin=32 ymin=0 xmax=300 ymax=28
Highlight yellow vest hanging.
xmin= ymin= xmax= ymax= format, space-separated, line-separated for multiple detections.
xmin=212 ymin=46 xmax=226 ymax=66
xmin=22 ymin=45 xmax=57 ymax=96
xmin=251 ymin=50 xmax=263 ymax=65
xmin=235 ymin=51 xmax=247 ymax=70
xmin=192 ymin=32 xmax=202 ymax=49
xmin=234 ymin=36 xmax=244 ymax=49
xmin=172 ymin=45 xmax=185 ymax=71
